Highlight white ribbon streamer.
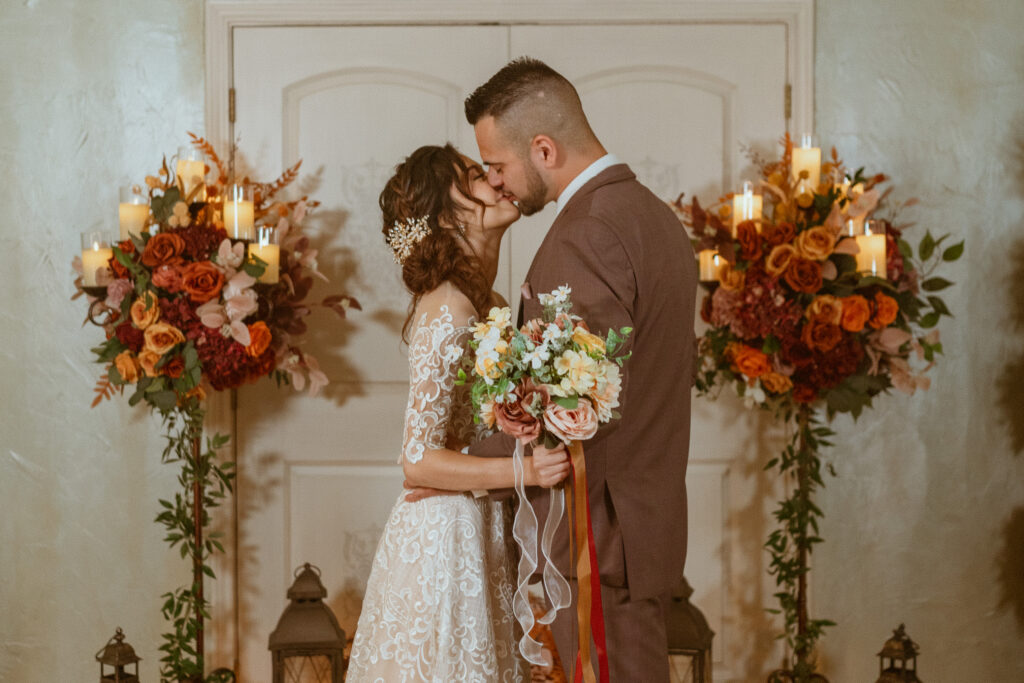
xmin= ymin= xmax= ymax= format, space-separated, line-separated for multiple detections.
xmin=511 ymin=439 xmax=570 ymax=666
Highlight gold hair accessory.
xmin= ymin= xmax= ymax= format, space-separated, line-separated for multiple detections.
xmin=386 ymin=215 xmax=431 ymax=264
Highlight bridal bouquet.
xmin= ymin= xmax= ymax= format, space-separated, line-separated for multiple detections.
xmin=461 ymin=285 xmax=631 ymax=447
xmin=460 ymin=286 xmax=630 ymax=682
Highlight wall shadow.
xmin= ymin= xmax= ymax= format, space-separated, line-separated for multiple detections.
xmin=996 ymin=506 xmax=1024 ymax=634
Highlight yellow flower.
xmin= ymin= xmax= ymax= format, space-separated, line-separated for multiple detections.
xmin=113 ymin=352 xmax=140 ymax=383
xmin=796 ymin=226 xmax=836 ymax=261
xmin=555 ymin=349 xmax=599 ymax=395
xmin=486 ymin=306 xmax=512 ymax=329
xmin=572 ymin=326 xmax=606 ymax=354
xmin=480 ymin=400 xmax=496 ymax=429
xmin=144 ymin=322 xmax=186 ymax=356
xmin=130 ymin=293 xmax=160 ymax=329
xmin=138 ymin=349 xmax=162 ymax=377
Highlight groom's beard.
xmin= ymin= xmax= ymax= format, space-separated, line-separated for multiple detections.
xmin=515 ymin=161 xmax=549 ymax=217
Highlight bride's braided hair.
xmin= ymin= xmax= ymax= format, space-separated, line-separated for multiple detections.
xmin=380 ymin=144 xmax=492 ymax=342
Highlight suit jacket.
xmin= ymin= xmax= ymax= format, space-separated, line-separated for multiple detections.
xmin=469 ymin=163 xmax=697 ymax=602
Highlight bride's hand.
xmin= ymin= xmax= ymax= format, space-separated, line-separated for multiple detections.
xmin=528 ymin=442 xmax=571 ymax=488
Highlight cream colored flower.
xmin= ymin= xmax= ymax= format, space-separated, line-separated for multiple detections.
xmin=555 ymin=349 xmax=600 ymax=395
xmin=168 ymin=201 xmax=191 ymax=228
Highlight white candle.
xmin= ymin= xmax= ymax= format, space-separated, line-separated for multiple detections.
xmin=118 ymin=203 xmax=149 ymax=239
xmin=176 ymin=158 xmax=206 ymax=200
xmin=791 ymin=134 xmax=821 ymax=192
xmin=224 ymin=199 xmax=255 ymax=241
xmin=855 ymin=223 xmax=887 ymax=278
xmin=731 ymin=181 xmax=763 ymax=234
xmin=249 ymin=243 xmax=280 ymax=283
xmin=82 ymin=243 xmax=113 ymax=287
xmin=698 ymin=249 xmax=722 ymax=281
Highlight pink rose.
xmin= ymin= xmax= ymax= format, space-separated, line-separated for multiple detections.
xmin=152 ymin=264 xmax=183 ymax=293
xmin=105 ymin=278 xmax=134 ymax=308
xmin=494 ymin=379 xmax=547 ymax=443
xmin=543 ymin=398 xmax=599 ymax=444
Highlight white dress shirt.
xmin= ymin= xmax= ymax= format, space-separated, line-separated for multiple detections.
xmin=555 ymin=153 xmax=622 ymax=215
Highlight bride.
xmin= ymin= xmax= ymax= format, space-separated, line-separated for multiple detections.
xmin=346 ymin=144 xmax=570 ymax=681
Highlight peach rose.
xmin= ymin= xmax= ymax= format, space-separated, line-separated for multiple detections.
xmin=144 ymin=322 xmax=185 ymax=356
xmin=764 ymin=221 xmax=797 ymax=247
xmin=795 ymin=226 xmax=836 ymax=261
xmin=807 ymin=295 xmax=843 ymax=326
xmin=801 ymin=319 xmax=843 ymax=352
xmin=246 ymin=321 xmax=273 ymax=357
xmin=765 ymin=244 xmax=797 ymax=277
xmin=732 ymin=345 xmax=770 ymax=378
xmin=869 ymin=292 xmax=899 ymax=329
xmin=572 ymin=326 xmax=606 ymax=354
xmin=181 ymin=261 xmax=225 ymax=303
xmin=138 ymin=349 xmax=162 ymax=377
xmin=130 ymin=294 xmax=160 ymax=329
xmin=520 ymin=319 xmax=544 ymax=344
xmin=152 ymin=264 xmax=182 ymax=293
xmin=840 ymin=295 xmax=871 ymax=332
xmin=140 ymin=232 xmax=186 ymax=268
xmin=543 ymin=398 xmax=599 ymax=444
xmin=719 ymin=263 xmax=746 ymax=292
xmin=495 ymin=393 xmax=544 ymax=444
xmin=784 ymin=258 xmax=823 ymax=293
xmin=113 ymin=351 xmax=140 ymax=383
xmin=761 ymin=371 xmax=793 ymax=394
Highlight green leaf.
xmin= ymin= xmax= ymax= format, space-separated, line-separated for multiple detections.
xmin=762 ymin=335 xmax=781 ymax=354
xmin=149 ymin=390 xmax=178 ymax=411
xmin=151 ymin=186 xmax=181 ymax=223
xmin=927 ymin=296 xmax=952 ymax=317
xmin=921 ymin=277 xmax=953 ymax=292
xmin=942 ymin=241 xmax=964 ymax=261
xmin=918 ymin=312 xmax=940 ymax=328
xmin=553 ymin=395 xmax=579 ymax=410
xmin=919 ymin=231 xmax=936 ymax=261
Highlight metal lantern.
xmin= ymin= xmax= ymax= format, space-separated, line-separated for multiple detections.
xmin=95 ymin=627 xmax=141 ymax=682
xmin=269 ymin=563 xmax=347 ymax=682
xmin=875 ymin=624 xmax=922 ymax=683
xmin=666 ymin=576 xmax=714 ymax=683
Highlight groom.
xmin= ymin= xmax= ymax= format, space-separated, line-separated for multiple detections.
xmin=466 ymin=58 xmax=697 ymax=680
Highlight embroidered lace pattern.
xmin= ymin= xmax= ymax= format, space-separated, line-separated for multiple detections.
xmin=346 ymin=291 xmax=527 ymax=682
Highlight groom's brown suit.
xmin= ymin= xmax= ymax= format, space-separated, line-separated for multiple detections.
xmin=469 ymin=163 xmax=697 ymax=680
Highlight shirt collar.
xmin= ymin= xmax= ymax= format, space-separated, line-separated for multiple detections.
xmin=555 ymin=153 xmax=621 ymax=215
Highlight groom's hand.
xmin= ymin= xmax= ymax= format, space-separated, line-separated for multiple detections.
xmin=403 ymin=480 xmax=457 ymax=502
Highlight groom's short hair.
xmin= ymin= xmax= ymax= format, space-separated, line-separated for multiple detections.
xmin=465 ymin=57 xmax=595 ymax=152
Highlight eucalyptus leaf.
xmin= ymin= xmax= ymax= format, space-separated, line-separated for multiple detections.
xmin=553 ymin=395 xmax=579 ymax=410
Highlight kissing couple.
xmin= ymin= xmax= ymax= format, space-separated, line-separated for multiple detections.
xmin=346 ymin=57 xmax=697 ymax=682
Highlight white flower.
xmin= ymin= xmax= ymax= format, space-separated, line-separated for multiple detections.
xmin=487 ymin=306 xmax=512 ymax=329
xmin=543 ymin=323 xmax=565 ymax=344
xmin=742 ymin=384 xmax=767 ymax=409
xmin=217 ymin=238 xmax=244 ymax=270
xmin=522 ymin=343 xmax=551 ymax=370
xmin=551 ymin=285 xmax=571 ymax=304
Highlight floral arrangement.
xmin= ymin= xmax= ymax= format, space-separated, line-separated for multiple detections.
xmin=674 ymin=133 xmax=962 ymax=681
xmin=461 ymin=285 xmax=630 ymax=448
xmin=459 ymin=286 xmax=629 ymax=682
xmin=72 ymin=133 xmax=358 ymax=681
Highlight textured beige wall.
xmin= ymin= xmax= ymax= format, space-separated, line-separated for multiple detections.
xmin=1 ymin=0 xmax=1022 ymax=681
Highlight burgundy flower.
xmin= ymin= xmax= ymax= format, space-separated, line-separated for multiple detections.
xmin=114 ymin=321 xmax=145 ymax=352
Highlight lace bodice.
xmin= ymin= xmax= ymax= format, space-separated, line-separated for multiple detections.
xmin=401 ymin=287 xmax=479 ymax=464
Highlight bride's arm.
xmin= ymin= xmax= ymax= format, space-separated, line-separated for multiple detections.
xmin=403 ymin=442 xmax=568 ymax=491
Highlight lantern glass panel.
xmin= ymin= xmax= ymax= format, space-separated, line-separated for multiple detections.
xmin=669 ymin=653 xmax=696 ymax=683
xmin=282 ymin=654 xmax=334 ymax=683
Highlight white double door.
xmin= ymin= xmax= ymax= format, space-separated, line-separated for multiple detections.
xmin=227 ymin=21 xmax=787 ymax=681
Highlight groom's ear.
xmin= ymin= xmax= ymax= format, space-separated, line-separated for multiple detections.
xmin=529 ymin=134 xmax=559 ymax=169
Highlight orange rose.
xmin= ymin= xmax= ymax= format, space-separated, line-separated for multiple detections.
xmin=246 ymin=321 xmax=273 ymax=357
xmin=138 ymin=349 xmax=162 ymax=377
xmin=784 ymin=258 xmax=823 ymax=293
xmin=113 ymin=351 xmax=140 ymax=383
xmin=793 ymin=384 xmax=817 ymax=403
xmin=732 ymin=345 xmax=770 ymax=378
xmin=144 ymin=322 xmax=185 ymax=356
xmin=109 ymin=239 xmax=137 ymax=279
xmin=764 ymin=221 xmax=797 ymax=247
xmin=163 ymin=355 xmax=185 ymax=379
xmin=181 ymin=261 xmax=225 ymax=303
xmin=761 ymin=371 xmax=793 ymax=394
xmin=765 ymin=244 xmax=797 ymax=277
xmin=140 ymin=232 xmax=186 ymax=268
xmin=807 ymin=295 xmax=843 ymax=325
xmin=840 ymin=295 xmax=871 ymax=332
xmin=735 ymin=220 xmax=762 ymax=261
xmin=870 ymin=292 xmax=899 ymax=329
xmin=795 ymin=226 xmax=836 ymax=261
xmin=801 ymin=319 xmax=843 ymax=352
xmin=130 ymin=293 xmax=160 ymax=329
xmin=719 ymin=263 xmax=746 ymax=292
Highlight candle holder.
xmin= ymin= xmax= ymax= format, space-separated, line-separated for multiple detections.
xmin=857 ymin=219 xmax=888 ymax=279
xmin=119 ymin=185 xmax=150 ymax=240
xmin=250 ymin=226 xmax=280 ymax=284
xmin=791 ymin=133 xmax=822 ymax=193
xmin=176 ymin=145 xmax=207 ymax=202
xmin=80 ymin=231 xmax=116 ymax=326
xmin=225 ymin=183 xmax=256 ymax=241
xmin=732 ymin=180 xmax=763 ymax=234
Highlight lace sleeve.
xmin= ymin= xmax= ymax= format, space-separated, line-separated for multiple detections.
xmin=401 ymin=297 xmax=475 ymax=465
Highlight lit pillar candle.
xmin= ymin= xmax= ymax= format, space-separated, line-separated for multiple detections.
xmin=791 ymin=134 xmax=821 ymax=192
xmin=176 ymin=146 xmax=206 ymax=201
xmin=118 ymin=186 xmax=149 ymax=239
xmin=698 ymin=249 xmax=722 ymax=281
xmin=856 ymin=220 xmax=887 ymax=278
xmin=224 ymin=183 xmax=255 ymax=241
xmin=249 ymin=226 xmax=279 ymax=283
xmin=80 ymin=232 xmax=113 ymax=288
xmin=731 ymin=181 xmax=763 ymax=234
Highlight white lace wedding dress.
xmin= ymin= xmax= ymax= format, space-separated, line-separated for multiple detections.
xmin=346 ymin=285 xmax=527 ymax=682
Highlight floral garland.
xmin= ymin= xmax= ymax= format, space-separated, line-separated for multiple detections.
xmin=72 ymin=133 xmax=359 ymax=681
xmin=674 ymin=134 xmax=961 ymax=679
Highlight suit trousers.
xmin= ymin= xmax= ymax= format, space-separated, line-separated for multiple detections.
xmin=549 ymin=581 xmax=671 ymax=683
